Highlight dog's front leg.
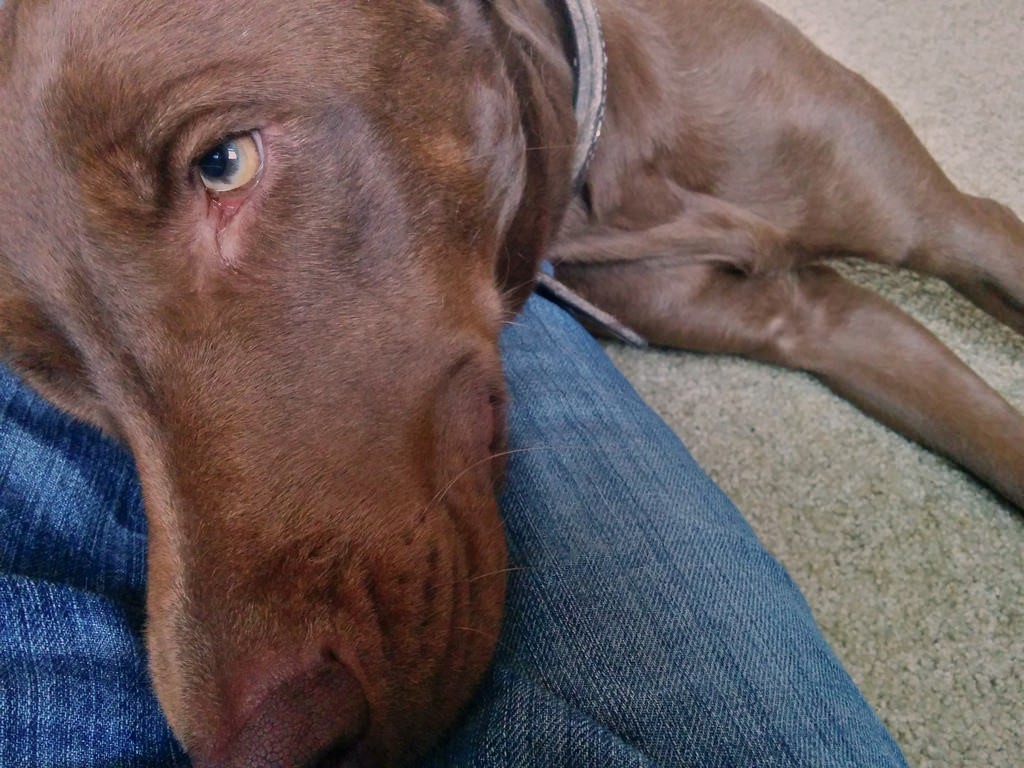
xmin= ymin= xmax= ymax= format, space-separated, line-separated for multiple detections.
xmin=555 ymin=258 xmax=1024 ymax=509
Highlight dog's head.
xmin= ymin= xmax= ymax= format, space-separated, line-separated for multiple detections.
xmin=0 ymin=0 xmax=574 ymax=764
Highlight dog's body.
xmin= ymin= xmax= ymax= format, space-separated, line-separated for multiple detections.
xmin=552 ymin=0 xmax=1024 ymax=510
xmin=1 ymin=0 xmax=1021 ymax=765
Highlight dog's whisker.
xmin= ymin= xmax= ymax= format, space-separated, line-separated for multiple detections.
xmin=501 ymin=276 xmax=534 ymax=294
xmin=463 ymin=142 xmax=576 ymax=165
xmin=523 ymin=142 xmax=577 ymax=153
xmin=448 ymin=564 xmax=531 ymax=586
xmin=452 ymin=624 xmax=501 ymax=645
xmin=421 ymin=444 xmax=567 ymax=518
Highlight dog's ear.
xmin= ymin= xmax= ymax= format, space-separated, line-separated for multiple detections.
xmin=0 ymin=289 xmax=113 ymax=434
xmin=488 ymin=0 xmax=577 ymax=313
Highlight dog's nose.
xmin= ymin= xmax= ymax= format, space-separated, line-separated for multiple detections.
xmin=204 ymin=647 xmax=371 ymax=768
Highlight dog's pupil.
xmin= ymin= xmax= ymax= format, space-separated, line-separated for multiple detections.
xmin=198 ymin=142 xmax=237 ymax=180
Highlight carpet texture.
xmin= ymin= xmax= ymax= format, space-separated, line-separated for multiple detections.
xmin=603 ymin=2 xmax=1023 ymax=766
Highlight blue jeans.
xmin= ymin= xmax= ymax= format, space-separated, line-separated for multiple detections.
xmin=0 ymin=294 xmax=907 ymax=767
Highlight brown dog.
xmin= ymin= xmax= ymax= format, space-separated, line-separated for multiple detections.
xmin=1 ymin=0 xmax=1021 ymax=765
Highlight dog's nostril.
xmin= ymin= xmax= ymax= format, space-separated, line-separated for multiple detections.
xmin=321 ymin=644 xmax=342 ymax=665
xmin=216 ymin=651 xmax=370 ymax=768
xmin=308 ymin=738 xmax=361 ymax=768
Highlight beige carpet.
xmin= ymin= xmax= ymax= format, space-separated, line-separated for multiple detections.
xmin=603 ymin=1 xmax=1024 ymax=766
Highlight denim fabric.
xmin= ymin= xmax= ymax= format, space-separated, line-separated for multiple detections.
xmin=0 ymin=361 xmax=189 ymax=766
xmin=0 ymin=294 xmax=907 ymax=767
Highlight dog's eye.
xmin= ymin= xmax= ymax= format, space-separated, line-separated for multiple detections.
xmin=196 ymin=132 xmax=264 ymax=193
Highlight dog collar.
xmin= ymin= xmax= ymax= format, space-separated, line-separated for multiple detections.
xmin=535 ymin=0 xmax=646 ymax=348
xmin=555 ymin=0 xmax=607 ymax=193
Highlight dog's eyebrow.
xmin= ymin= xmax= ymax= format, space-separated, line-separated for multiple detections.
xmin=139 ymin=60 xmax=275 ymax=146
xmin=61 ymin=50 xmax=273 ymax=152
